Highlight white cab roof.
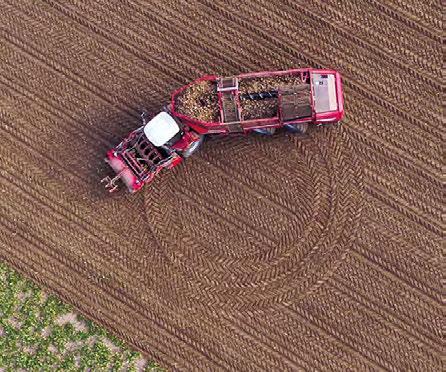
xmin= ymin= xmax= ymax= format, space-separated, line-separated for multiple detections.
xmin=143 ymin=112 xmax=180 ymax=147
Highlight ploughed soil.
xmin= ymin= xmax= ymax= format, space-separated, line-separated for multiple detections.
xmin=0 ymin=1 xmax=442 ymax=371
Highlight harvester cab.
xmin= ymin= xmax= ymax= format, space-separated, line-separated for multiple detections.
xmin=101 ymin=111 xmax=183 ymax=193
xmin=143 ymin=111 xmax=182 ymax=147
xmin=102 ymin=110 xmax=203 ymax=193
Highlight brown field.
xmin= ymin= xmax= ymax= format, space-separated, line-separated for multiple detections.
xmin=0 ymin=0 xmax=442 ymax=371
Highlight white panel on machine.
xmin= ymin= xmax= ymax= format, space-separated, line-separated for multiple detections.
xmin=312 ymin=73 xmax=338 ymax=113
xmin=143 ymin=112 xmax=180 ymax=147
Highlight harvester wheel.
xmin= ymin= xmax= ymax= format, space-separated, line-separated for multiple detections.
xmin=182 ymin=135 xmax=204 ymax=158
xmin=284 ymin=123 xmax=308 ymax=134
xmin=253 ymin=128 xmax=276 ymax=135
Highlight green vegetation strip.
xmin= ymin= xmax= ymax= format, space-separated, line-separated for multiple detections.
xmin=0 ymin=261 xmax=164 ymax=371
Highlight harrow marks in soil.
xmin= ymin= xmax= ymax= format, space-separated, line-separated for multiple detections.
xmin=0 ymin=0 xmax=442 ymax=370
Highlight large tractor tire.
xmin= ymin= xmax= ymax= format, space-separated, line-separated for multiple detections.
xmin=253 ymin=127 xmax=277 ymax=135
xmin=284 ymin=123 xmax=308 ymax=134
xmin=182 ymin=134 xmax=204 ymax=158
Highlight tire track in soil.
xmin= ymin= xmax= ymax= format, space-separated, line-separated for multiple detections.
xmin=0 ymin=1 xmax=443 ymax=370
xmin=327 ymin=277 xmax=442 ymax=357
xmin=143 ymin=127 xmax=363 ymax=311
xmin=0 ymin=185 xmax=234 ymax=370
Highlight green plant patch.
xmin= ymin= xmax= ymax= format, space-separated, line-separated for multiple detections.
xmin=0 ymin=261 xmax=164 ymax=371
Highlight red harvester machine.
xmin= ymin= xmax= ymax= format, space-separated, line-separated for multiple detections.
xmin=102 ymin=68 xmax=344 ymax=193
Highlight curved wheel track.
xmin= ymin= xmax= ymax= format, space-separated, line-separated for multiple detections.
xmin=0 ymin=1 xmax=442 ymax=370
